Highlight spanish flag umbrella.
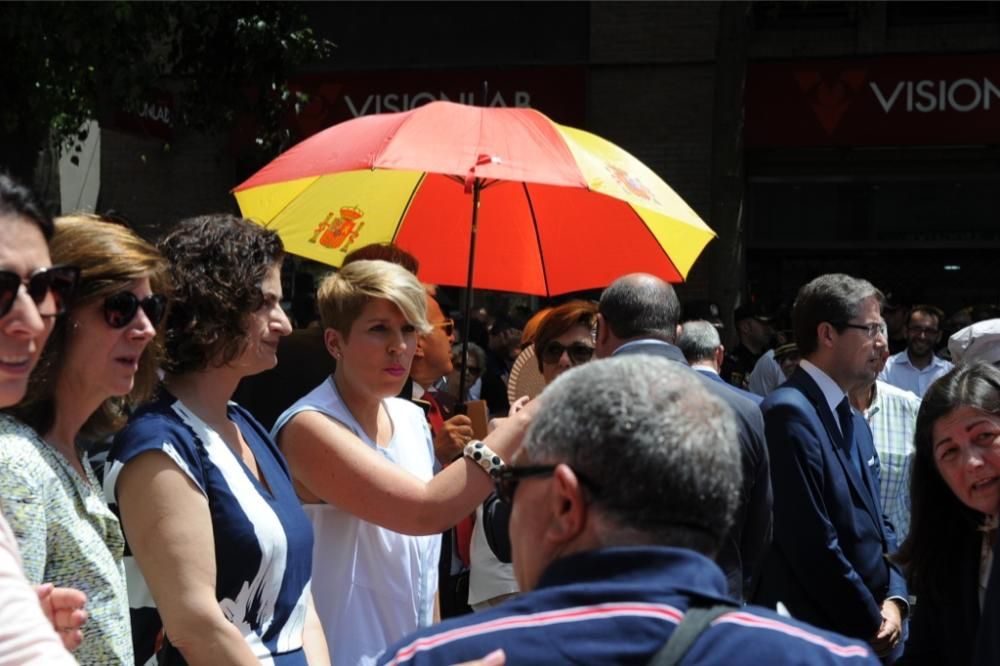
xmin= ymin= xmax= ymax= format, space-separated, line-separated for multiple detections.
xmin=233 ymin=100 xmax=715 ymax=297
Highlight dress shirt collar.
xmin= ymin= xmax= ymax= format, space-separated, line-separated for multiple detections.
xmin=613 ymin=338 xmax=674 ymax=355
xmin=411 ymin=382 xmax=426 ymax=400
xmin=799 ymin=359 xmax=851 ymax=420
xmin=901 ymin=350 xmax=950 ymax=371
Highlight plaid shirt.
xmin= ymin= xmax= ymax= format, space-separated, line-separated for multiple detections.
xmin=861 ymin=381 xmax=921 ymax=542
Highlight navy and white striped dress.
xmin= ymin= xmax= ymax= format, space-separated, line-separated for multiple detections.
xmin=104 ymin=390 xmax=314 ymax=665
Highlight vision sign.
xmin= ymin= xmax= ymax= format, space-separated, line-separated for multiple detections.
xmin=745 ymin=55 xmax=1000 ymax=147
xmin=285 ymin=68 xmax=586 ymax=140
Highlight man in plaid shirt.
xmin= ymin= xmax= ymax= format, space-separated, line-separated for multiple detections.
xmin=849 ymin=350 xmax=921 ymax=541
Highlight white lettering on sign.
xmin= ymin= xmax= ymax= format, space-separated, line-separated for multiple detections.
xmin=343 ymin=90 xmax=533 ymax=117
xmin=870 ymin=78 xmax=1000 ymax=113
xmin=138 ymin=102 xmax=171 ymax=125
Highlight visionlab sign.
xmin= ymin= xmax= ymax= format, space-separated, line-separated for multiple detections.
xmin=286 ymin=68 xmax=586 ymax=140
xmin=745 ymin=55 xmax=1000 ymax=147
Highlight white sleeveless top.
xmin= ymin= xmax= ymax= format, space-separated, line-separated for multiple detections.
xmin=272 ymin=378 xmax=440 ymax=666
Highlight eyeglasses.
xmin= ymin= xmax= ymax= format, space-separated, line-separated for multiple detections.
xmin=103 ymin=292 xmax=167 ymax=329
xmin=0 ymin=265 xmax=80 ymax=319
xmin=465 ymin=365 xmax=482 ymax=376
xmin=907 ymin=325 xmax=940 ymax=337
xmin=432 ymin=318 xmax=455 ymax=337
xmin=493 ymin=464 xmax=602 ymax=504
xmin=836 ymin=321 xmax=887 ymax=340
xmin=541 ymin=341 xmax=595 ymax=365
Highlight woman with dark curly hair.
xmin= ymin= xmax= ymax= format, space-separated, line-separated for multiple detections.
xmin=104 ymin=214 xmax=327 ymax=666
xmin=895 ymin=362 xmax=1000 ymax=665
xmin=2 ymin=213 xmax=168 ymax=665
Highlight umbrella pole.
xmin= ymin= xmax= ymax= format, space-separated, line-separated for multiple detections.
xmin=457 ymin=177 xmax=482 ymax=403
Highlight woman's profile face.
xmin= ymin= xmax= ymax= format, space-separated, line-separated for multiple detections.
xmin=333 ymin=297 xmax=418 ymax=399
xmin=933 ymin=405 xmax=1000 ymax=517
xmin=233 ymin=263 xmax=292 ymax=378
xmin=0 ymin=215 xmax=55 ymax=407
xmin=62 ymin=277 xmax=158 ymax=401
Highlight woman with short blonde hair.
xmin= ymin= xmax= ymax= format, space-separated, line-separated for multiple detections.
xmin=272 ymin=259 xmax=531 ymax=666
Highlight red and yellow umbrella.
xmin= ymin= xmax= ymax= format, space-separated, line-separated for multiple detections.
xmin=233 ymin=101 xmax=714 ymax=296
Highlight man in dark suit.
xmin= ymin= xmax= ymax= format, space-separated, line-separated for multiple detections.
xmin=678 ymin=319 xmax=764 ymax=405
xmin=595 ymin=273 xmax=772 ymax=601
xmin=753 ymin=273 xmax=908 ymax=661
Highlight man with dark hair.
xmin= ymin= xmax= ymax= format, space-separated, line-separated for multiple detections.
xmin=379 ymin=357 xmax=876 ymax=665
xmin=879 ymin=304 xmax=953 ymax=397
xmin=755 ymin=273 xmax=908 ymax=661
xmin=595 ymin=273 xmax=771 ymax=601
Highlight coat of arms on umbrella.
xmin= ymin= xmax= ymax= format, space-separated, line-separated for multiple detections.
xmin=308 ymin=205 xmax=366 ymax=253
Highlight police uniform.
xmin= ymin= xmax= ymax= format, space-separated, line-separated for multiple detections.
xmin=721 ymin=344 xmax=759 ymax=389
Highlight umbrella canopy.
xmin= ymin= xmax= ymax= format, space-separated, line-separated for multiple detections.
xmin=233 ymin=101 xmax=714 ymax=296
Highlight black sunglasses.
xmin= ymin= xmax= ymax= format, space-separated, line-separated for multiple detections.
xmin=0 ymin=265 xmax=80 ymax=319
xmin=493 ymin=464 xmax=602 ymax=504
xmin=103 ymin=292 xmax=167 ymax=329
xmin=541 ymin=341 xmax=595 ymax=365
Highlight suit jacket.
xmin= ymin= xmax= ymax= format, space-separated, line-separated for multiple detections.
xmin=754 ymin=366 xmax=907 ymax=640
xmin=694 ymin=366 xmax=765 ymax=405
xmin=613 ymin=340 xmax=773 ymax=600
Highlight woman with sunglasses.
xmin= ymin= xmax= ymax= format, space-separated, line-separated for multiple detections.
xmin=468 ymin=301 xmax=599 ymax=610
xmin=105 ymin=214 xmax=327 ymax=666
xmin=1 ymin=213 xmax=168 ymax=665
xmin=0 ymin=173 xmax=86 ymax=664
xmin=272 ymin=260 xmax=531 ymax=666
xmin=531 ymin=300 xmax=598 ymax=385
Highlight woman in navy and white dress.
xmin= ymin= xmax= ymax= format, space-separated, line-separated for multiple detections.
xmin=104 ymin=215 xmax=327 ymax=666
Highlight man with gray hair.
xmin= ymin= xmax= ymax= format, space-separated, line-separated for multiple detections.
xmin=754 ymin=274 xmax=908 ymax=661
xmin=379 ymin=357 xmax=876 ymax=664
xmin=679 ymin=319 xmax=763 ymax=405
xmin=596 ymin=273 xmax=771 ymax=601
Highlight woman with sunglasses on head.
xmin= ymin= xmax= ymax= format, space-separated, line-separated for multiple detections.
xmin=895 ymin=362 xmax=1000 ymax=665
xmin=0 ymin=172 xmax=85 ymax=664
xmin=1 ymin=212 xmax=168 ymax=665
xmin=271 ymin=260 xmax=532 ymax=666
xmin=105 ymin=214 xmax=327 ymax=666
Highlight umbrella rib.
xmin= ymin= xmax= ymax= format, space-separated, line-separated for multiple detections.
xmin=521 ymin=182 xmax=552 ymax=296
xmin=390 ymin=173 xmax=427 ymax=242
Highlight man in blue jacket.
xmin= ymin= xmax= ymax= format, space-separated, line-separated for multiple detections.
xmin=753 ymin=273 xmax=908 ymax=661
xmin=378 ymin=355 xmax=877 ymax=665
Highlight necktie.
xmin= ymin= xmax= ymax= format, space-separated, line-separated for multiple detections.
xmin=836 ymin=397 xmax=862 ymax=477
xmin=424 ymin=391 xmax=445 ymax=433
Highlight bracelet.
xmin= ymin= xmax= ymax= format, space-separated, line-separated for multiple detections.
xmin=463 ymin=439 xmax=506 ymax=478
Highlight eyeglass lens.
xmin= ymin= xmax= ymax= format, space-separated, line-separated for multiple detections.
xmin=542 ymin=341 xmax=595 ymax=364
xmin=104 ymin=292 xmax=167 ymax=329
xmin=0 ymin=265 xmax=79 ymax=319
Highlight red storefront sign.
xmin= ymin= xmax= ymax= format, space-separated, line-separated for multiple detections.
xmin=745 ymin=54 xmax=1000 ymax=147
xmin=286 ymin=67 xmax=587 ymax=139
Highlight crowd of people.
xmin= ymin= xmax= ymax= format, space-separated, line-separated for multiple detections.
xmin=3 ymin=164 xmax=1000 ymax=665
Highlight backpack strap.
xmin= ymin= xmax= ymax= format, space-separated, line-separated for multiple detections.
xmin=647 ymin=599 xmax=739 ymax=666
